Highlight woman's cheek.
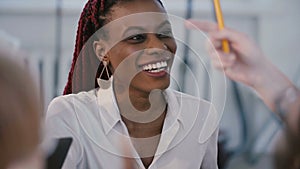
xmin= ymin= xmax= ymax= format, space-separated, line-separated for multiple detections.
xmin=110 ymin=52 xmax=141 ymax=84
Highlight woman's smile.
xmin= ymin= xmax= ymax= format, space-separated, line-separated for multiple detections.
xmin=139 ymin=59 xmax=170 ymax=77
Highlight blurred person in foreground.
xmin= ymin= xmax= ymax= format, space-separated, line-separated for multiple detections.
xmin=186 ymin=20 xmax=300 ymax=169
xmin=0 ymin=49 xmax=44 ymax=169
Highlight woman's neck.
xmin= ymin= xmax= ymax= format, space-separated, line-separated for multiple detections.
xmin=120 ymin=88 xmax=166 ymax=138
xmin=114 ymin=84 xmax=167 ymax=168
xmin=128 ymin=88 xmax=158 ymax=111
xmin=114 ymin=81 xmax=167 ymax=120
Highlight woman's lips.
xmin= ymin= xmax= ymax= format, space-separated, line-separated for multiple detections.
xmin=143 ymin=68 xmax=168 ymax=77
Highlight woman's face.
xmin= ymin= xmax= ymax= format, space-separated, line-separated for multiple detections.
xmin=101 ymin=0 xmax=177 ymax=93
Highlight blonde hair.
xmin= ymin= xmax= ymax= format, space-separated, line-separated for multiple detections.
xmin=0 ymin=55 xmax=41 ymax=168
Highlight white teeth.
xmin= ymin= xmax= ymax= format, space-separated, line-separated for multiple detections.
xmin=157 ymin=62 xmax=162 ymax=68
xmin=149 ymin=68 xmax=165 ymax=73
xmin=142 ymin=61 xmax=168 ymax=72
xmin=152 ymin=64 xmax=157 ymax=69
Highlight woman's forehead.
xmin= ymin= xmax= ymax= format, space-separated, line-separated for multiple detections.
xmin=111 ymin=12 xmax=169 ymax=30
xmin=99 ymin=12 xmax=170 ymax=42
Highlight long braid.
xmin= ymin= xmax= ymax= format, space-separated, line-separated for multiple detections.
xmin=63 ymin=0 xmax=164 ymax=95
xmin=63 ymin=0 xmax=104 ymax=95
xmin=63 ymin=3 xmax=89 ymax=95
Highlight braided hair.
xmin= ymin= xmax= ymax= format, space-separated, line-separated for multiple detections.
xmin=63 ymin=0 xmax=164 ymax=95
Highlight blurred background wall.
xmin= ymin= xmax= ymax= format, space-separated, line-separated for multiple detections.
xmin=0 ymin=0 xmax=299 ymax=168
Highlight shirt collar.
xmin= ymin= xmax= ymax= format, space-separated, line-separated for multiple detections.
xmin=97 ymin=84 xmax=122 ymax=135
xmin=163 ymin=89 xmax=185 ymax=129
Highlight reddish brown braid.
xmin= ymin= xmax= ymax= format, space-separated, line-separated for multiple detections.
xmin=63 ymin=0 xmax=164 ymax=95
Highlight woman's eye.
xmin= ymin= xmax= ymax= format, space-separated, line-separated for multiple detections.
xmin=157 ymin=30 xmax=173 ymax=38
xmin=126 ymin=34 xmax=146 ymax=43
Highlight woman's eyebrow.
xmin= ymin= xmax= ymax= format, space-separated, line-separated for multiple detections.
xmin=121 ymin=20 xmax=171 ymax=38
xmin=122 ymin=27 xmax=145 ymax=38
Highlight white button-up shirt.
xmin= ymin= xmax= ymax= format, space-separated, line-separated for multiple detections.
xmin=44 ymin=86 xmax=219 ymax=169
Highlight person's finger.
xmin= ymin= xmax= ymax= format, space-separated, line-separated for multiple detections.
xmin=210 ymin=51 xmax=236 ymax=69
xmin=209 ymin=28 xmax=245 ymax=47
xmin=185 ymin=19 xmax=218 ymax=33
xmin=206 ymin=37 xmax=222 ymax=52
xmin=212 ymin=58 xmax=235 ymax=71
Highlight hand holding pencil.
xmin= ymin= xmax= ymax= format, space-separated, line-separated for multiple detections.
xmin=185 ymin=19 xmax=269 ymax=91
xmin=185 ymin=0 xmax=268 ymax=90
xmin=185 ymin=19 xmax=294 ymax=113
xmin=186 ymin=3 xmax=300 ymax=169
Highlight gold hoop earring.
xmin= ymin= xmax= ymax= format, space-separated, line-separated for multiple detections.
xmin=97 ymin=60 xmax=112 ymax=89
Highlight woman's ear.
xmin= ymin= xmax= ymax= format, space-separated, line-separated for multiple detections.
xmin=93 ymin=40 xmax=108 ymax=61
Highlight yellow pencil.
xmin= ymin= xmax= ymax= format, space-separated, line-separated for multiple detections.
xmin=213 ymin=0 xmax=230 ymax=53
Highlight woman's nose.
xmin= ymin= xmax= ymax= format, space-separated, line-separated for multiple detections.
xmin=145 ymin=34 xmax=168 ymax=55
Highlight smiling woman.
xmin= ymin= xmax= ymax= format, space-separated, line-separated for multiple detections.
xmin=43 ymin=0 xmax=219 ymax=169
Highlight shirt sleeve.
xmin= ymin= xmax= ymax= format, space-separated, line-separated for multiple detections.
xmin=43 ymin=97 xmax=86 ymax=169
